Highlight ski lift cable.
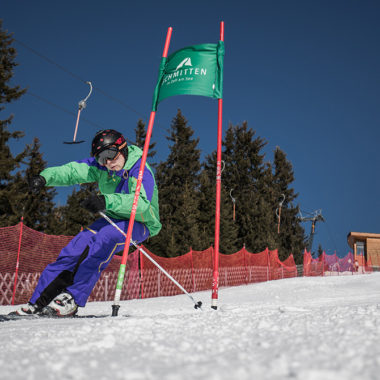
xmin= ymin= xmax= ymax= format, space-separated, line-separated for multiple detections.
xmin=300 ymin=209 xmax=315 ymax=217
xmin=14 ymin=38 xmax=146 ymax=120
xmin=26 ymin=91 xmax=105 ymax=130
xmin=299 ymin=209 xmax=324 ymax=222
xmin=27 ymin=91 xmax=138 ymax=146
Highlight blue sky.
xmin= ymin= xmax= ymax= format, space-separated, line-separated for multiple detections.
xmin=3 ymin=1 xmax=380 ymax=256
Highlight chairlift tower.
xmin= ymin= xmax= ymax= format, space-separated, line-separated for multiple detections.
xmin=298 ymin=209 xmax=325 ymax=252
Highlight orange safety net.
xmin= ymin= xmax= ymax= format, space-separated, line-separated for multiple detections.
xmin=269 ymin=249 xmax=298 ymax=280
xmin=244 ymin=247 xmax=271 ymax=283
xmin=303 ymin=250 xmax=324 ymax=276
xmin=365 ymin=256 xmax=373 ymax=273
xmin=0 ymin=223 xmax=73 ymax=305
xmin=1 ymin=223 xmax=300 ymax=305
xmin=0 ymin=222 xmax=140 ymax=305
xmin=219 ymin=248 xmax=246 ymax=287
xmin=303 ymin=250 xmax=373 ymax=276
xmin=191 ymin=247 xmax=214 ymax=291
xmin=139 ymin=245 xmax=194 ymax=298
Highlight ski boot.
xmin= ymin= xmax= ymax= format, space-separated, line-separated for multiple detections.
xmin=9 ymin=302 xmax=41 ymax=316
xmin=42 ymin=292 xmax=78 ymax=318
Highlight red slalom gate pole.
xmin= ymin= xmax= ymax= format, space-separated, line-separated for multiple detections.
xmin=11 ymin=216 xmax=24 ymax=305
xmin=211 ymin=21 xmax=224 ymax=310
xmin=111 ymin=27 xmax=173 ymax=316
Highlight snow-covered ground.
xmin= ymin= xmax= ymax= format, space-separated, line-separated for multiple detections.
xmin=1 ymin=273 xmax=380 ymax=380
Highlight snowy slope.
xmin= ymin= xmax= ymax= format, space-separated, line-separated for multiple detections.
xmin=1 ymin=273 xmax=380 ymax=380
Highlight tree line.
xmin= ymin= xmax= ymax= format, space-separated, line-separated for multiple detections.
xmin=0 ymin=21 xmax=306 ymax=263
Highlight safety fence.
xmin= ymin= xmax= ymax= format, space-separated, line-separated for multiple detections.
xmin=303 ymin=250 xmax=373 ymax=276
xmin=0 ymin=222 xmax=372 ymax=305
xmin=0 ymin=222 xmax=299 ymax=305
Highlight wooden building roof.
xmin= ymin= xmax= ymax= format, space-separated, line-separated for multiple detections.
xmin=347 ymin=232 xmax=380 ymax=248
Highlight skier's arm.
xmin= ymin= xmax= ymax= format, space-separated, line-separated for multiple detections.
xmin=103 ymin=169 xmax=154 ymax=220
xmin=40 ymin=159 xmax=99 ymax=186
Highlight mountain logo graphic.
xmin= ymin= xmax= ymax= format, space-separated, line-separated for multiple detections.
xmin=175 ymin=58 xmax=192 ymax=71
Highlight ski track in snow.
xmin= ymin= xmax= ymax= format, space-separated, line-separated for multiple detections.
xmin=1 ymin=273 xmax=380 ymax=380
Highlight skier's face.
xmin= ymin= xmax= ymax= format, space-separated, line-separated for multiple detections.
xmin=104 ymin=153 xmax=125 ymax=171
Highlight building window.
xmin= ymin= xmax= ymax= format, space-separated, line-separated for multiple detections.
xmin=356 ymin=241 xmax=365 ymax=256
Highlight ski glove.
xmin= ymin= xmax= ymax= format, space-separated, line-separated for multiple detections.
xmin=28 ymin=175 xmax=46 ymax=193
xmin=81 ymin=194 xmax=106 ymax=214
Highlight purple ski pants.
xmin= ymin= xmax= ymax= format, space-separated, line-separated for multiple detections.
xmin=30 ymin=217 xmax=149 ymax=307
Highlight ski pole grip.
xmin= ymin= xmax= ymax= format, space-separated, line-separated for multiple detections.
xmin=112 ymin=304 xmax=120 ymax=317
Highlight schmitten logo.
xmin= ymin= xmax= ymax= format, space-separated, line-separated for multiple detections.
xmin=175 ymin=57 xmax=192 ymax=70
xmin=162 ymin=57 xmax=207 ymax=86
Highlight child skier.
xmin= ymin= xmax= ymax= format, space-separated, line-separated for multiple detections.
xmin=13 ymin=129 xmax=161 ymax=317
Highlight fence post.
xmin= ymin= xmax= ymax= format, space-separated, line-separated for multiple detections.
xmin=158 ymin=270 xmax=161 ymax=297
xmin=103 ymin=275 xmax=107 ymax=301
xmin=139 ymin=248 xmax=145 ymax=299
xmin=243 ymin=245 xmax=248 ymax=284
xmin=11 ymin=218 xmax=24 ymax=305
xmin=322 ymin=252 xmax=325 ymax=277
xmin=190 ymin=247 xmax=195 ymax=292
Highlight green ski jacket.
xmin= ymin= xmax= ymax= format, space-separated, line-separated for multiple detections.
xmin=40 ymin=145 xmax=161 ymax=237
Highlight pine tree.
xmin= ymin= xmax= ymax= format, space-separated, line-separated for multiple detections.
xmin=147 ymin=110 xmax=202 ymax=257
xmin=49 ymin=183 xmax=99 ymax=236
xmin=317 ymin=244 xmax=324 ymax=259
xmin=199 ymin=152 xmax=239 ymax=254
xmin=221 ymin=122 xmax=274 ymax=253
xmin=198 ymin=169 xmax=215 ymax=249
xmin=272 ymin=146 xmax=305 ymax=263
xmin=134 ymin=119 xmax=157 ymax=163
xmin=10 ymin=138 xmax=57 ymax=231
xmin=247 ymin=161 xmax=278 ymax=252
xmin=0 ymin=21 xmax=27 ymax=226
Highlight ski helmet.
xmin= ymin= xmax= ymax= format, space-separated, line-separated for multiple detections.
xmin=91 ymin=129 xmax=128 ymax=165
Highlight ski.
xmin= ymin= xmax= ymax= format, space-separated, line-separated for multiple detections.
xmin=0 ymin=314 xmax=40 ymax=322
xmin=0 ymin=313 xmax=129 ymax=322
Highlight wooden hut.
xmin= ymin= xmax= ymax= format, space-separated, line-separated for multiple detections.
xmin=347 ymin=232 xmax=380 ymax=267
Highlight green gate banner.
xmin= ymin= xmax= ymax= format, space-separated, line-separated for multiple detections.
xmin=152 ymin=41 xmax=224 ymax=111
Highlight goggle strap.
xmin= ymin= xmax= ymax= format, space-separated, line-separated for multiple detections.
xmin=118 ymin=141 xmax=127 ymax=150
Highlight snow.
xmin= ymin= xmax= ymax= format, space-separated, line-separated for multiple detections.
xmin=1 ymin=273 xmax=380 ymax=380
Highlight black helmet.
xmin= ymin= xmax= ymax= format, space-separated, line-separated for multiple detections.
xmin=91 ymin=129 xmax=128 ymax=165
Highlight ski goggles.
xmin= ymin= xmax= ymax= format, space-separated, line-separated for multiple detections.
xmin=95 ymin=147 xmax=122 ymax=165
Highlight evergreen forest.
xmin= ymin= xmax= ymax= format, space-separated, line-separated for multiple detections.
xmin=0 ymin=21 xmax=306 ymax=263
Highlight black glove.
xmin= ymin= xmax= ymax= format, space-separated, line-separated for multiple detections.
xmin=81 ymin=194 xmax=106 ymax=213
xmin=28 ymin=175 xmax=46 ymax=193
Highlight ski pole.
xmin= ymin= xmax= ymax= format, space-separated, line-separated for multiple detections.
xmin=99 ymin=212 xmax=202 ymax=310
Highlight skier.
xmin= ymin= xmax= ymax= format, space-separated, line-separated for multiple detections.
xmin=13 ymin=129 xmax=161 ymax=317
